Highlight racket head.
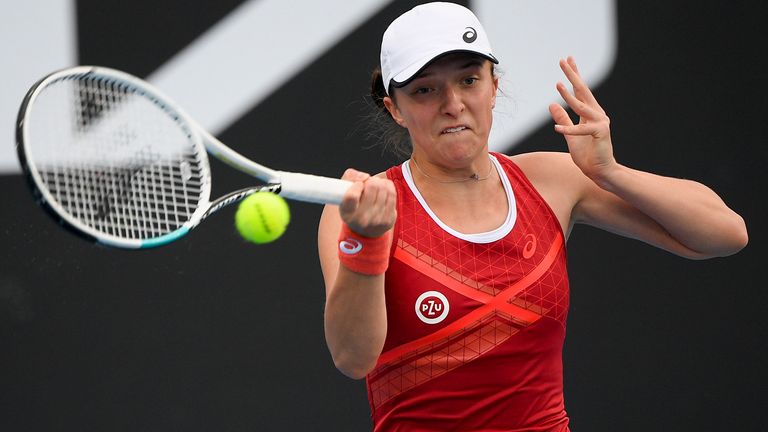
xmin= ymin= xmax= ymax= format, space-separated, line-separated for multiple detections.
xmin=16 ymin=66 xmax=213 ymax=248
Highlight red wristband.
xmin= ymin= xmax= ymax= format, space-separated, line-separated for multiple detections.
xmin=338 ymin=223 xmax=392 ymax=275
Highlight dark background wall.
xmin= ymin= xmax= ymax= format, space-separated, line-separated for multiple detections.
xmin=1 ymin=1 xmax=765 ymax=431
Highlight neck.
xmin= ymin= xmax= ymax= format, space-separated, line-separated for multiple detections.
xmin=410 ymin=153 xmax=494 ymax=184
xmin=405 ymin=153 xmax=509 ymax=233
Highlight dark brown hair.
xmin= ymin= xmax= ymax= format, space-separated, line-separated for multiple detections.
xmin=367 ymin=67 xmax=412 ymax=159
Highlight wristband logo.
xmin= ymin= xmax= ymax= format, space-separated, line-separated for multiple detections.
xmin=339 ymin=238 xmax=363 ymax=255
xmin=415 ymin=291 xmax=450 ymax=324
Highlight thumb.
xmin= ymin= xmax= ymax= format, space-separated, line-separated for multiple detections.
xmin=339 ymin=180 xmax=364 ymax=216
xmin=341 ymin=168 xmax=371 ymax=182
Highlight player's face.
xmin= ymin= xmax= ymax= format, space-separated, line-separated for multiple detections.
xmin=384 ymin=53 xmax=498 ymax=167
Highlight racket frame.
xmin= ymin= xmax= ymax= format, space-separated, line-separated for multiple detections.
xmin=16 ymin=66 xmax=348 ymax=249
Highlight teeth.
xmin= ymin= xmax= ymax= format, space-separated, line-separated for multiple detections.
xmin=442 ymin=126 xmax=466 ymax=134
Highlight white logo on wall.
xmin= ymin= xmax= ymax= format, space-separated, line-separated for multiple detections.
xmin=0 ymin=0 xmax=616 ymax=173
xmin=415 ymin=291 xmax=450 ymax=325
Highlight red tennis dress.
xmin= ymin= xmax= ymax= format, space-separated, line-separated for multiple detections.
xmin=370 ymin=153 xmax=570 ymax=431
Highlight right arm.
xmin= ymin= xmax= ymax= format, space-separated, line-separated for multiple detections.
xmin=318 ymin=169 xmax=397 ymax=379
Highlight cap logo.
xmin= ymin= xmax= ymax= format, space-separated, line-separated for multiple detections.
xmin=462 ymin=27 xmax=477 ymax=43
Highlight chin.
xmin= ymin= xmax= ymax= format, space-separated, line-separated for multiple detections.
xmin=440 ymin=144 xmax=483 ymax=165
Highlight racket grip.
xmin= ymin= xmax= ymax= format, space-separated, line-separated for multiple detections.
xmin=277 ymin=171 xmax=352 ymax=205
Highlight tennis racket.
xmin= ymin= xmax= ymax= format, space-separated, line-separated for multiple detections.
xmin=16 ymin=66 xmax=351 ymax=249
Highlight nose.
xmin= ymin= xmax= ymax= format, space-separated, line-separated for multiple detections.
xmin=441 ymin=86 xmax=465 ymax=117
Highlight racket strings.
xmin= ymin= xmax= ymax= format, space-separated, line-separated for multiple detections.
xmin=40 ymin=161 xmax=202 ymax=234
xmin=27 ymin=73 xmax=208 ymax=240
xmin=74 ymin=77 xmax=127 ymax=133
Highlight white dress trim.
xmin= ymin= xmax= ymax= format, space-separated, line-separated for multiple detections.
xmin=402 ymin=154 xmax=517 ymax=244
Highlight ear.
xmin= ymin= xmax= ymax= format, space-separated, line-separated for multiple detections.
xmin=383 ymin=96 xmax=407 ymax=128
xmin=491 ymin=76 xmax=499 ymax=109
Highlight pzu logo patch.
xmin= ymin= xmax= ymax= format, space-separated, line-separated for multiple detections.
xmin=415 ymin=291 xmax=450 ymax=324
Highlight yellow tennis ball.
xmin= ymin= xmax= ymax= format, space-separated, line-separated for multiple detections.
xmin=235 ymin=192 xmax=290 ymax=244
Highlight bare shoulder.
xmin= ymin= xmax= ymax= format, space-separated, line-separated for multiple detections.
xmin=505 ymin=151 xmax=574 ymax=171
xmin=500 ymin=152 xmax=591 ymax=237
xmin=504 ymin=152 xmax=585 ymax=186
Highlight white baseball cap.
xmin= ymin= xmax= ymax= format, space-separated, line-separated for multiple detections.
xmin=380 ymin=2 xmax=498 ymax=95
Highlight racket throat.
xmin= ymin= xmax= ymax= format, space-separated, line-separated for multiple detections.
xmin=202 ymin=185 xmax=282 ymax=221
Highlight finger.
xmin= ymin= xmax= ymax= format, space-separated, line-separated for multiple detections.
xmin=358 ymin=179 xmax=389 ymax=224
xmin=374 ymin=180 xmax=397 ymax=230
xmin=339 ymin=180 xmax=364 ymax=215
xmin=566 ymin=56 xmax=581 ymax=77
xmin=384 ymin=178 xmax=396 ymax=204
xmin=553 ymin=122 xmax=603 ymax=136
xmin=369 ymin=178 xmax=395 ymax=208
xmin=382 ymin=194 xmax=397 ymax=229
xmin=549 ymin=103 xmax=574 ymax=127
xmin=559 ymin=58 xmax=605 ymax=114
xmin=380 ymin=180 xmax=397 ymax=224
xmin=362 ymin=180 xmax=392 ymax=230
xmin=556 ymin=81 xmax=600 ymax=120
xmin=360 ymin=177 xmax=381 ymax=201
xmin=559 ymin=59 xmax=587 ymax=94
xmin=341 ymin=168 xmax=371 ymax=182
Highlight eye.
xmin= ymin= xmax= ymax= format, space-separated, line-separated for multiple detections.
xmin=413 ymin=87 xmax=433 ymax=95
xmin=462 ymin=77 xmax=479 ymax=86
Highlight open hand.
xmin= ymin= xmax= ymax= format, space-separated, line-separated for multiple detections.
xmin=549 ymin=57 xmax=617 ymax=182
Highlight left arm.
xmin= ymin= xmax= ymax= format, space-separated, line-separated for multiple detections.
xmin=549 ymin=57 xmax=747 ymax=259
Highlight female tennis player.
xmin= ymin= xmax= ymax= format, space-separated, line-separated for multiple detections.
xmin=318 ymin=3 xmax=747 ymax=431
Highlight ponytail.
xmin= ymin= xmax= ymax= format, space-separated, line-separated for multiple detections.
xmin=366 ymin=68 xmax=411 ymax=159
xmin=370 ymin=67 xmax=389 ymax=111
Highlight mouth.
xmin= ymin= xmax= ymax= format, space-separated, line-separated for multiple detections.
xmin=441 ymin=125 xmax=469 ymax=134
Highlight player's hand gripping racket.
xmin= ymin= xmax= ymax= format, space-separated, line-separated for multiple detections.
xmin=16 ymin=66 xmax=351 ymax=249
